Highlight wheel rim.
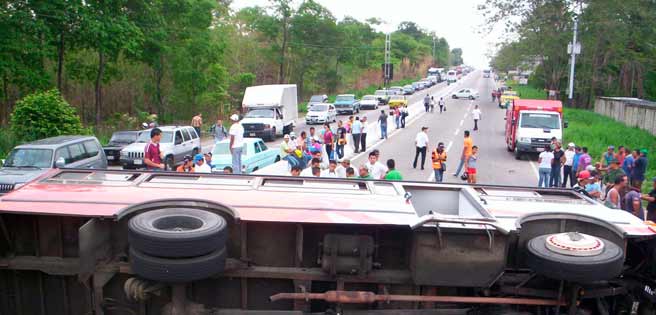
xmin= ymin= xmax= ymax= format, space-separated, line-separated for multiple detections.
xmin=545 ymin=232 xmax=604 ymax=257
xmin=153 ymin=215 xmax=203 ymax=232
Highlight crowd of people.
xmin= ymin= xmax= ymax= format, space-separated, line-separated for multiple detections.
xmin=537 ymin=139 xmax=654 ymax=220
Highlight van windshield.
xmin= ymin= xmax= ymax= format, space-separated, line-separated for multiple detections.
xmin=137 ymin=131 xmax=173 ymax=143
xmin=245 ymin=109 xmax=274 ymax=118
xmin=4 ymin=148 xmax=53 ymax=168
xmin=520 ymin=113 xmax=560 ymax=129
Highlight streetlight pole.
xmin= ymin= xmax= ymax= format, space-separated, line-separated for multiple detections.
xmin=384 ymin=33 xmax=391 ymax=87
xmin=567 ymin=5 xmax=581 ymax=105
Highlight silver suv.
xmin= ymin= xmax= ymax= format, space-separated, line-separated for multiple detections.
xmin=0 ymin=136 xmax=106 ymax=195
xmin=120 ymin=126 xmax=201 ymax=170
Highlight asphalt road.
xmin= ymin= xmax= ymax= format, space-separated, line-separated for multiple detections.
xmin=350 ymin=71 xmax=540 ymax=186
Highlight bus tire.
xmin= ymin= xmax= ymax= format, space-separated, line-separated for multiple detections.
xmin=526 ymin=234 xmax=624 ymax=283
xmin=128 ymin=208 xmax=227 ymax=258
xmin=130 ymin=247 xmax=226 ymax=283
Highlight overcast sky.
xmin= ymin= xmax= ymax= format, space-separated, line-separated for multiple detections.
xmin=230 ymin=0 xmax=498 ymax=68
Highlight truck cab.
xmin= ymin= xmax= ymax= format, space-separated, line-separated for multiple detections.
xmin=505 ymin=99 xmax=565 ymax=159
xmin=241 ymin=84 xmax=298 ymax=142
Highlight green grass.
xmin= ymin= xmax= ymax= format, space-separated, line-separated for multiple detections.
xmin=506 ymin=81 xmax=547 ymax=100
xmin=563 ymin=108 xmax=656 ymax=193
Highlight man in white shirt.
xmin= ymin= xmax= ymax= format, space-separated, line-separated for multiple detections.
xmin=336 ymin=159 xmax=350 ymax=178
xmin=300 ymin=158 xmax=321 ymax=177
xmin=365 ymin=151 xmax=388 ymax=179
xmin=228 ymin=114 xmax=245 ymax=174
xmin=562 ymin=142 xmax=576 ymax=187
xmin=193 ymin=154 xmax=212 ymax=173
xmin=472 ymin=105 xmax=482 ymax=131
xmin=321 ymin=160 xmax=339 ymax=178
xmin=413 ymin=127 xmax=429 ymax=170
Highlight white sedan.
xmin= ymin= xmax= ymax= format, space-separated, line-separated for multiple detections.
xmin=452 ymin=89 xmax=479 ymax=100
xmin=305 ymin=103 xmax=337 ymax=125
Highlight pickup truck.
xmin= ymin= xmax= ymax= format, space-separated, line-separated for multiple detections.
xmin=333 ymin=94 xmax=360 ymax=115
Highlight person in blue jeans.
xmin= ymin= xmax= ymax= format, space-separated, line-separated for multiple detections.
xmin=378 ymin=110 xmax=388 ymax=139
xmin=538 ymin=145 xmax=554 ymax=188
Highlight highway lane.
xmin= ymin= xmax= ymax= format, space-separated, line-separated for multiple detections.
xmin=350 ymin=71 xmax=539 ymax=186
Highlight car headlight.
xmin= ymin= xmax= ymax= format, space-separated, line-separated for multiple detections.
xmin=14 ymin=183 xmax=25 ymax=189
xmin=518 ymin=137 xmax=531 ymax=143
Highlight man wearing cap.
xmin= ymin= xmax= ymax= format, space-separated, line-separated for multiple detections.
xmin=228 ymin=114 xmax=245 ymax=174
xmin=603 ymin=158 xmax=626 ymax=190
xmin=573 ymin=170 xmax=591 ymax=197
xmin=632 ymin=149 xmax=649 ymax=189
xmin=336 ymin=159 xmax=350 ymax=178
xmin=641 ymin=177 xmax=656 ymax=221
xmin=431 ymin=142 xmax=447 ymax=183
xmin=193 ymin=154 xmax=212 ymax=173
xmin=176 ymin=155 xmax=194 ymax=173
xmin=280 ymin=134 xmax=296 ymax=168
xmin=413 ymin=127 xmax=429 ymax=170
xmin=585 ymin=171 xmax=603 ymax=199
xmin=562 ymin=143 xmax=576 ymax=187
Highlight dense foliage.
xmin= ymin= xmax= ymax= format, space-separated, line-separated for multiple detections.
xmin=10 ymin=90 xmax=84 ymax=142
xmin=482 ymin=0 xmax=656 ymax=107
xmin=1 ymin=0 xmax=455 ymax=126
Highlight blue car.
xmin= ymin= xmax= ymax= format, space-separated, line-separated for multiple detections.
xmin=211 ymin=138 xmax=281 ymax=173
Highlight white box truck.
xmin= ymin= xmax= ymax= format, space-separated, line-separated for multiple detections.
xmin=241 ymin=84 xmax=298 ymax=142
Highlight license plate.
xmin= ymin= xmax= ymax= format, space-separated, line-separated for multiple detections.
xmin=536 ymin=148 xmax=544 ymax=152
xmin=134 ymin=159 xmax=142 ymax=165
xmin=249 ymin=133 xmax=256 ymax=137
xmin=107 ymin=156 xmax=115 ymax=160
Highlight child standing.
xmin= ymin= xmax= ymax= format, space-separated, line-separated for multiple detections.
xmin=465 ymin=146 xmax=479 ymax=184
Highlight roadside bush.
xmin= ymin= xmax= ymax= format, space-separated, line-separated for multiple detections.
xmin=10 ymin=89 xmax=85 ymax=142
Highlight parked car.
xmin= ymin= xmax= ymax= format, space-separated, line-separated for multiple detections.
xmin=120 ymin=126 xmax=201 ymax=170
xmin=403 ymin=85 xmax=414 ymax=95
xmin=334 ymin=94 xmax=360 ymax=115
xmin=374 ymin=90 xmax=390 ymax=105
xmin=0 ymin=135 xmax=106 ymax=195
xmin=307 ymin=94 xmax=328 ymax=108
xmin=103 ymin=130 xmax=141 ymax=164
xmin=211 ymin=138 xmax=280 ymax=174
xmin=452 ymin=89 xmax=479 ymax=100
xmin=305 ymin=103 xmax=337 ymax=125
xmin=359 ymin=95 xmax=379 ymax=110
xmin=388 ymin=95 xmax=408 ymax=109
xmin=412 ymin=82 xmax=423 ymax=91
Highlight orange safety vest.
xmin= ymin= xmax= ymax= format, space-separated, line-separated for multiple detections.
xmin=432 ymin=149 xmax=447 ymax=170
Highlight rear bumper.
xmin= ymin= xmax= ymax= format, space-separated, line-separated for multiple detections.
xmin=335 ymin=107 xmax=354 ymax=114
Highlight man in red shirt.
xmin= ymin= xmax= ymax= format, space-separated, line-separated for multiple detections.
xmin=323 ymin=123 xmax=334 ymax=161
xmin=144 ymin=128 xmax=165 ymax=171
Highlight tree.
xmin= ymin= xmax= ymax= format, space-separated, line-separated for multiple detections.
xmin=10 ymin=90 xmax=84 ymax=142
xmin=451 ymin=48 xmax=464 ymax=66
xmin=79 ymin=0 xmax=143 ymax=126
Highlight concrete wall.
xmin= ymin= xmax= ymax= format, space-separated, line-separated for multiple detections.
xmin=594 ymin=97 xmax=656 ymax=136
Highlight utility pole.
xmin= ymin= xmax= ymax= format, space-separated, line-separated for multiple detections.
xmin=567 ymin=5 xmax=581 ymax=105
xmin=384 ymin=33 xmax=391 ymax=87
xmin=432 ymin=36 xmax=436 ymax=65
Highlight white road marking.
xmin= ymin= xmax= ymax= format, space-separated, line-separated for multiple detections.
xmin=454 ymin=128 xmax=460 ymax=136
xmin=529 ymin=159 xmax=540 ymax=181
xmin=459 ymin=120 xmax=464 ymax=127
xmin=463 ymin=113 xmax=468 ymax=119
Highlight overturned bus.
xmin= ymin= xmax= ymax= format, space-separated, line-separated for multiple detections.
xmin=1 ymin=169 xmax=656 ymax=315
